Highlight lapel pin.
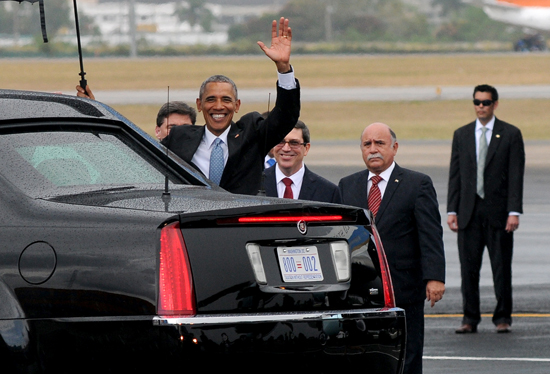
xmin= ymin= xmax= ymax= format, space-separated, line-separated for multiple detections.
xmin=496 ymin=134 xmax=501 ymax=138
xmin=235 ymin=134 xmax=240 ymax=138
xmin=395 ymin=179 xmax=399 ymax=183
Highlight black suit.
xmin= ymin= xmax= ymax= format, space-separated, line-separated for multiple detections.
xmin=264 ymin=165 xmax=341 ymax=203
xmin=447 ymin=117 xmax=525 ymax=327
xmin=339 ymin=164 xmax=445 ymax=374
xmin=161 ymin=83 xmax=300 ymax=195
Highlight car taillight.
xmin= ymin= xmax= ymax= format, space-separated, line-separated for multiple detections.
xmin=237 ymin=215 xmax=343 ymax=223
xmin=371 ymin=226 xmax=396 ymax=308
xmin=158 ymin=221 xmax=196 ymax=317
xmin=217 ymin=214 xmax=350 ymax=225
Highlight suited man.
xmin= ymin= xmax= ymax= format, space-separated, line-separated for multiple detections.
xmin=339 ymin=123 xmax=445 ymax=374
xmin=161 ymin=18 xmax=300 ymax=195
xmin=264 ymin=120 xmax=341 ymax=203
xmin=448 ymin=84 xmax=525 ymax=334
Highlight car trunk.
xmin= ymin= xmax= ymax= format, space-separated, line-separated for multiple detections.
xmin=176 ymin=204 xmax=390 ymax=315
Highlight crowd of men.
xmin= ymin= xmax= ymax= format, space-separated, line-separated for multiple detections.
xmin=75 ymin=17 xmax=525 ymax=374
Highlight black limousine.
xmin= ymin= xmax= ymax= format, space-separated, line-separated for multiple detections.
xmin=0 ymin=89 xmax=405 ymax=373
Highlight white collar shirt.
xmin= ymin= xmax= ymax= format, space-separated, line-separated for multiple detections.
xmin=367 ymin=162 xmax=396 ymax=198
xmin=475 ymin=116 xmax=495 ymax=160
xmin=192 ymin=126 xmax=230 ymax=177
xmin=275 ymin=163 xmax=305 ymax=199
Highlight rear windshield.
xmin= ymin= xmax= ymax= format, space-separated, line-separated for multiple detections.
xmin=0 ymin=129 xmax=191 ymax=197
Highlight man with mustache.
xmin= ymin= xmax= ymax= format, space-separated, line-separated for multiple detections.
xmin=338 ymin=122 xmax=446 ymax=374
xmin=161 ymin=17 xmax=300 ymax=195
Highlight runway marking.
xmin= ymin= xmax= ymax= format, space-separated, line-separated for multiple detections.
xmin=424 ymin=356 xmax=550 ymax=362
xmin=425 ymin=313 xmax=550 ymax=318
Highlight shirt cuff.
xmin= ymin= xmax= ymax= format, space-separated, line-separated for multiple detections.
xmin=277 ymin=66 xmax=296 ymax=90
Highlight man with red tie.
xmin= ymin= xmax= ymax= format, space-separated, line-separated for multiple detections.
xmin=263 ymin=120 xmax=341 ymax=203
xmin=338 ymin=122 xmax=446 ymax=374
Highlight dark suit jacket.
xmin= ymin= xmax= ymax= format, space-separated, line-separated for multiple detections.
xmin=339 ymin=164 xmax=445 ymax=306
xmin=161 ymin=82 xmax=300 ymax=195
xmin=447 ymin=117 xmax=525 ymax=229
xmin=264 ymin=165 xmax=342 ymax=204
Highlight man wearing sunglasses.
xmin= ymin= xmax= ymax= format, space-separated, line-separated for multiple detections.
xmin=448 ymin=84 xmax=525 ymax=334
xmin=263 ymin=120 xmax=341 ymax=203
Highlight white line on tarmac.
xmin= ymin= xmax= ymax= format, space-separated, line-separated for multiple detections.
xmin=424 ymin=356 xmax=550 ymax=362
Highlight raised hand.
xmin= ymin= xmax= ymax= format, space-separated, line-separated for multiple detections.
xmin=76 ymin=84 xmax=95 ymax=100
xmin=257 ymin=17 xmax=292 ymax=73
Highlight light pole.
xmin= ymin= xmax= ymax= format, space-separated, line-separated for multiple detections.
xmin=128 ymin=0 xmax=137 ymax=58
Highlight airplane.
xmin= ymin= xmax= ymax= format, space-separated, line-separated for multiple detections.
xmin=463 ymin=0 xmax=550 ymax=31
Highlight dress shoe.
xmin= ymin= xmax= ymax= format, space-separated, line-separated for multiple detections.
xmin=455 ymin=324 xmax=477 ymax=334
xmin=496 ymin=323 xmax=511 ymax=333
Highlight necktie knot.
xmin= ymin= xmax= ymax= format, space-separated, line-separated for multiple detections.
xmin=282 ymin=177 xmax=293 ymax=199
xmin=371 ymin=175 xmax=383 ymax=185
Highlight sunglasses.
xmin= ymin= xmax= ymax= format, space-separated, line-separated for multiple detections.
xmin=473 ymin=99 xmax=494 ymax=106
xmin=275 ymin=140 xmax=307 ymax=149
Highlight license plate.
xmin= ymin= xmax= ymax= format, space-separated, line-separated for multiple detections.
xmin=277 ymin=246 xmax=324 ymax=282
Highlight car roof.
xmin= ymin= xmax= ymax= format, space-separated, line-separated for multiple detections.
xmin=0 ymin=89 xmax=123 ymax=123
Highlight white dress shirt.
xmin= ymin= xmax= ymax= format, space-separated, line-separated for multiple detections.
xmin=475 ymin=116 xmax=494 ymax=160
xmin=368 ymin=162 xmax=396 ymax=199
xmin=275 ymin=163 xmax=305 ymax=199
xmin=192 ymin=126 xmax=230 ymax=178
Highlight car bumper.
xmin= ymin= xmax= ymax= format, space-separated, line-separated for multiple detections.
xmin=154 ymin=308 xmax=406 ymax=373
xmin=8 ymin=308 xmax=405 ymax=373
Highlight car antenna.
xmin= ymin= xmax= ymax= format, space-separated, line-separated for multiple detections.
xmin=72 ymin=0 xmax=87 ymax=90
xmin=257 ymin=93 xmax=271 ymax=197
xmin=162 ymin=87 xmax=172 ymax=211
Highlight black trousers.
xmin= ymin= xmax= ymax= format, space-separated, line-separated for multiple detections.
xmin=457 ymin=197 xmax=514 ymax=326
xmin=402 ymin=300 xmax=425 ymax=374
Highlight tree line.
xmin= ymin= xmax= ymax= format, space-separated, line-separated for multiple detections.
xmin=0 ymin=0 xmax=538 ymax=49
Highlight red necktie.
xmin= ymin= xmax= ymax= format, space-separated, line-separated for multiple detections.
xmin=282 ymin=177 xmax=293 ymax=199
xmin=368 ymin=175 xmax=383 ymax=217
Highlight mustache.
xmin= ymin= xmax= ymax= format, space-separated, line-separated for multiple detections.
xmin=367 ymin=153 xmax=384 ymax=160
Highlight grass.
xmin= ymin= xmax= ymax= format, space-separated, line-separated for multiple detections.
xmin=2 ymin=54 xmax=550 ymax=139
xmin=3 ymin=54 xmax=550 ymax=90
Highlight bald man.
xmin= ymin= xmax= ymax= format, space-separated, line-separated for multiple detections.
xmin=338 ymin=122 xmax=446 ymax=374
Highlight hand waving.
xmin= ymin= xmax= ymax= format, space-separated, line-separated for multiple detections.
xmin=257 ymin=17 xmax=292 ymax=73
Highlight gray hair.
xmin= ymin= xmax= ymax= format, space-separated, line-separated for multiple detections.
xmin=360 ymin=123 xmax=397 ymax=146
xmin=199 ymin=75 xmax=238 ymax=100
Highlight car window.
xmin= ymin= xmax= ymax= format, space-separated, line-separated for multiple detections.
xmin=0 ymin=129 xmax=189 ymax=197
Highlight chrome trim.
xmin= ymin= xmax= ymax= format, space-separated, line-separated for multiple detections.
xmin=153 ymin=307 xmax=404 ymax=326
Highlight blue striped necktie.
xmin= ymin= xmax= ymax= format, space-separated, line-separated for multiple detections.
xmin=209 ymin=138 xmax=224 ymax=185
